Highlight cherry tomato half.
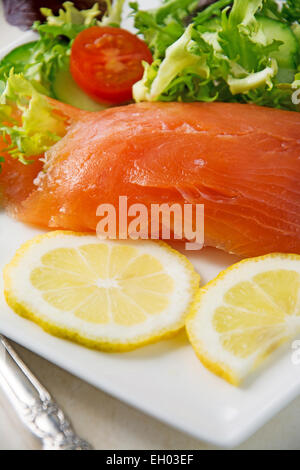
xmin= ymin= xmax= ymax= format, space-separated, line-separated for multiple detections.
xmin=70 ymin=26 xmax=153 ymax=105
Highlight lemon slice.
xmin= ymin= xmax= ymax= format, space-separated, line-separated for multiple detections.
xmin=4 ymin=231 xmax=199 ymax=352
xmin=186 ymin=254 xmax=300 ymax=385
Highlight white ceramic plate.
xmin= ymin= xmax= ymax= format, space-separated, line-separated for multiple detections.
xmin=0 ymin=1 xmax=299 ymax=448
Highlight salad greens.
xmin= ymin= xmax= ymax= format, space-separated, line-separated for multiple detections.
xmin=0 ymin=0 xmax=299 ymax=173
xmin=132 ymin=0 xmax=300 ymax=110
xmin=0 ymin=73 xmax=66 ymax=165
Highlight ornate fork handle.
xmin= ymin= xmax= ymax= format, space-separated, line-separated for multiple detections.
xmin=20 ymin=397 xmax=92 ymax=450
xmin=0 ymin=335 xmax=93 ymax=450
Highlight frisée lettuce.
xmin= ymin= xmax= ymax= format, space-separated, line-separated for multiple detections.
xmin=0 ymin=73 xmax=66 ymax=169
xmin=282 ymin=0 xmax=300 ymax=23
xmin=132 ymin=0 xmax=300 ymax=110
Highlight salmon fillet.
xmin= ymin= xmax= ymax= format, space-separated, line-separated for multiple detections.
xmin=1 ymin=101 xmax=300 ymax=257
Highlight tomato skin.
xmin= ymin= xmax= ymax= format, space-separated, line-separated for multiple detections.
xmin=70 ymin=26 xmax=153 ymax=105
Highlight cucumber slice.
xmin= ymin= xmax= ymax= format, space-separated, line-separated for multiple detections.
xmin=257 ymin=16 xmax=298 ymax=81
xmin=52 ymin=68 xmax=106 ymax=112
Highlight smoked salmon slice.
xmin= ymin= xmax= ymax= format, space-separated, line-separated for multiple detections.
xmin=1 ymin=101 xmax=300 ymax=258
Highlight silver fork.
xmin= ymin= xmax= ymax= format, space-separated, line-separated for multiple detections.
xmin=0 ymin=335 xmax=93 ymax=450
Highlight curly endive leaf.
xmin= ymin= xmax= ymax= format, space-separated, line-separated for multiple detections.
xmin=0 ymin=73 xmax=66 ymax=170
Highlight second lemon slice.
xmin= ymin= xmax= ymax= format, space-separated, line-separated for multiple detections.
xmin=186 ymin=253 xmax=300 ymax=385
xmin=4 ymin=231 xmax=199 ymax=351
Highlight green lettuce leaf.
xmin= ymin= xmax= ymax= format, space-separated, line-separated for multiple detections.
xmin=193 ymin=0 xmax=233 ymax=25
xmin=0 ymin=73 xmax=66 ymax=169
xmin=37 ymin=0 xmax=125 ymax=38
xmin=259 ymin=0 xmax=281 ymax=20
xmin=130 ymin=0 xmax=200 ymax=59
xmin=282 ymin=0 xmax=300 ymax=24
xmin=132 ymin=0 xmax=299 ymax=110
xmin=36 ymin=1 xmax=102 ymax=40
xmin=134 ymin=24 xmax=209 ymax=101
